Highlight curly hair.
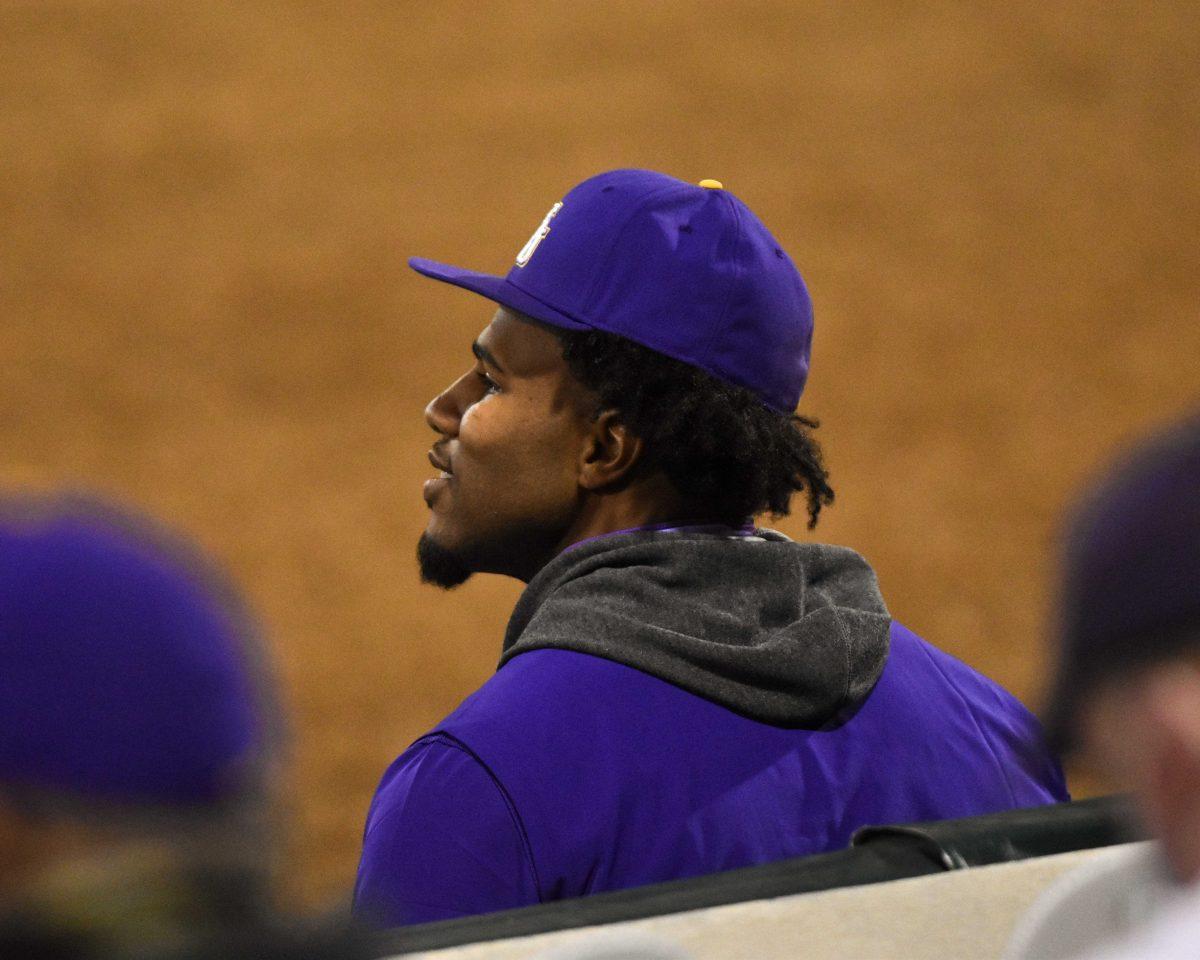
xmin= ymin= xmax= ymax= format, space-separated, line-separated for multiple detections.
xmin=555 ymin=327 xmax=834 ymax=528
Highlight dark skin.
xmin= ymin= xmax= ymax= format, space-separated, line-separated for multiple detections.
xmin=421 ymin=307 xmax=694 ymax=583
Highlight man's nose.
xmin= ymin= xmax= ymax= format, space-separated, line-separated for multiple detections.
xmin=424 ymin=382 xmax=461 ymax=437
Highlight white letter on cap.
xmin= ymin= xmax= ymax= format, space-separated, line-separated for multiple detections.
xmin=515 ymin=202 xmax=563 ymax=267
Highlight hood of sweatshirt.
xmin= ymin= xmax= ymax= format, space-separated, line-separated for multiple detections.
xmin=499 ymin=528 xmax=891 ymax=727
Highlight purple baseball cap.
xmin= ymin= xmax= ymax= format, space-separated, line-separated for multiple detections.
xmin=0 ymin=497 xmax=268 ymax=806
xmin=410 ymin=169 xmax=814 ymax=412
xmin=1046 ymin=410 xmax=1200 ymax=751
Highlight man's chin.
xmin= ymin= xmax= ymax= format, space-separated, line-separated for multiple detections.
xmin=416 ymin=533 xmax=474 ymax=589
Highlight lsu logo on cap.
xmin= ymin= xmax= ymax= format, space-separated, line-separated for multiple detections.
xmin=515 ymin=201 xmax=563 ymax=267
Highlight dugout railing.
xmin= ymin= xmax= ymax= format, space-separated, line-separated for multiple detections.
xmin=375 ymin=794 xmax=1140 ymax=957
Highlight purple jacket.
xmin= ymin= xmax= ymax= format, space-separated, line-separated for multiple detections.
xmin=355 ymin=532 xmax=1067 ymax=925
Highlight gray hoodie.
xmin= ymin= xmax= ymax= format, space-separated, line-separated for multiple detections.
xmin=500 ymin=528 xmax=891 ymax=727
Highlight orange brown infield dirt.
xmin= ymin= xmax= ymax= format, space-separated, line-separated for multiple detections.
xmin=1 ymin=1 xmax=1197 ymax=909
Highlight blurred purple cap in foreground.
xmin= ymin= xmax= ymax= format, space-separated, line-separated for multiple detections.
xmin=1047 ymin=409 xmax=1200 ymax=750
xmin=0 ymin=496 xmax=265 ymax=806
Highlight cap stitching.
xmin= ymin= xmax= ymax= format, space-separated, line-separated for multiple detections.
xmin=579 ymin=181 xmax=694 ymax=315
xmin=695 ymin=190 xmax=746 ymax=385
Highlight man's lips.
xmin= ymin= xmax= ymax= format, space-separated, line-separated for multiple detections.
xmin=427 ymin=449 xmax=453 ymax=479
xmin=424 ymin=449 xmax=453 ymax=506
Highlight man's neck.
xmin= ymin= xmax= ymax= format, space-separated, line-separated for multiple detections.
xmin=552 ymin=480 xmax=750 ymax=560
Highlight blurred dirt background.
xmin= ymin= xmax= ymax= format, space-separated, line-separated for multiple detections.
xmin=2 ymin=0 xmax=1197 ymax=909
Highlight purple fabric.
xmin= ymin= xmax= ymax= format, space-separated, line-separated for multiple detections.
xmin=355 ymin=621 xmax=1067 ymax=925
xmin=409 ymin=169 xmax=814 ymax=412
xmin=0 ymin=503 xmax=261 ymax=805
xmin=1048 ymin=411 xmax=1200 ymax=747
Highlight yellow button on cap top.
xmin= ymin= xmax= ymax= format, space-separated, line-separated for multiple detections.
xmin=697 ymin=179 xmax=723 ymax=190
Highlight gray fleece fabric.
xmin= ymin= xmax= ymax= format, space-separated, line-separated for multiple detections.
xmin=500 ymin=528 xmax=892 ymax=727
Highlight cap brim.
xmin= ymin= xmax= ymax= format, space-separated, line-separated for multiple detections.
xmin=408 ymin=257 xmax=592 ymax=332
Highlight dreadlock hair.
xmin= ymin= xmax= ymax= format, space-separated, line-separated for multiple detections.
xmin=555 ymin=327 xmax=834 ymax=528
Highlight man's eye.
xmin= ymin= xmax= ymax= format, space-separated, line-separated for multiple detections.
xmin=477 ymin=371 xmax=499 ymax=393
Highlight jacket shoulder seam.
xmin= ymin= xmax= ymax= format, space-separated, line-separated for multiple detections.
xmin=420 ymin=731 xmax=545 ymax=903
xmin=910 ymin=637 xmax=1020 ymax=807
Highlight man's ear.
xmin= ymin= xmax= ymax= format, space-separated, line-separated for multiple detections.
xmin=578 ymin=409 xmax=644 ymax=491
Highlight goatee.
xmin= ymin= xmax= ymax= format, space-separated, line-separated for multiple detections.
xmin=417 ymin=533 xmax=473 ymax=589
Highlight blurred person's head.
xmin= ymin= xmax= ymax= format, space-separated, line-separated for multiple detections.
xmin=0 ymin=494 xmax=284 ymax=952
xmin=412 ymin=170 xmax=832 ymax=588
xmin=1046 ymin=410 xmax=1200 ymax=884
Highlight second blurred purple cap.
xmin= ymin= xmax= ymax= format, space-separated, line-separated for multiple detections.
xmin=1047 ymin=410 xmax=1200 ymax=750
xmin=0 ymin=497 xmax=269 ymax=807
xmin=410 ymin=169 xmax=814 ymax=413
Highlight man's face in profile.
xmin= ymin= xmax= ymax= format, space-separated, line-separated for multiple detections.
xmin=418 ymin=308 xmax=594 ymax=587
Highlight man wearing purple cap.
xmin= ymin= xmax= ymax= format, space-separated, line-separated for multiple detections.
xmin=1005 ymin=411 xmax=1200 ymax=960
xmin=354 ymin=170 xmax=1067 ymax=926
